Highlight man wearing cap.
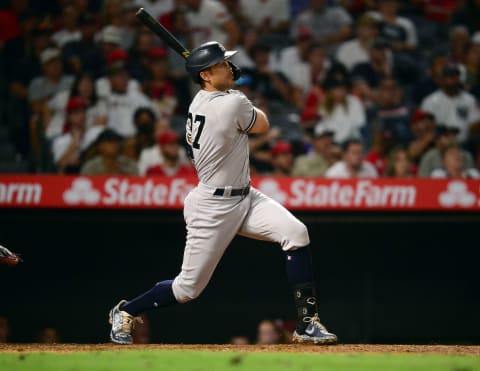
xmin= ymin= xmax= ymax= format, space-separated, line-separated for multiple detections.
xmin=430 ymin=143 xmax=480 ymax=178
xmin=407 ymin=109 xmax=436 ymax=164
xmin=325 ymin=139 xmax=378 ymax=178
xmin=145 ymin=130 xmax=196 ymax=176
xmin=51 ymin=97 xmax=103 ymax=174
xmin=269 ymin=140 xmax=294 ymax=176
xmin=421 ymin=64 xmax=480 ymax=142
xmin=52 ymin=6 xmax=81 ymax=47
xmin=98 ymin=49 xmax=156 ymax=137
xmin=292 ymin=126 xmax=332 ymax=177
xmin=28 ymin=48 xmax=74 ymax=114
xmin=80 ymin=129 xmax=138 ymax=175
xmin=418 ymin=125 xmax=475 ymax=177
xmin=336 ymin=15 xmax=378 ymax=71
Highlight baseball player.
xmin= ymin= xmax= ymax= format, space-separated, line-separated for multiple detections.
xmin=108 ymin=41 xmax=337 ymax=345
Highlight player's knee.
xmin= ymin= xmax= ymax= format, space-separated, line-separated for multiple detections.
xmin=172 ymin=278 xmax=205 ymax=303
xmin=287 ymin=221 xmax=310 ymax=249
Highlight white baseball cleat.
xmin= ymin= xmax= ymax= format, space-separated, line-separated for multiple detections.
xmin=108 ymin=300 xmax=143 ymax=344
xmin=292 ymin=314 xmax=337 ymax=345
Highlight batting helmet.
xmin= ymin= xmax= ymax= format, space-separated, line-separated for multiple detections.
xmin=185 ymin=41 xmax=237 ymax=83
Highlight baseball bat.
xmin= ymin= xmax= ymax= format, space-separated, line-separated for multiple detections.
xmin=136 ymin=8 xmax=190 ymax=59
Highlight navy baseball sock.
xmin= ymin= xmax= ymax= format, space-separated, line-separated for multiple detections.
xmin=285 ymin=247 xmax=319 ymax=334
xmin=120 ymin=280 xmax=177 ymax=316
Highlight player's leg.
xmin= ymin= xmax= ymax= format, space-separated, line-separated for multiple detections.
xmin=109 ymin=187 xmax=250 ymax=344
xmin=238 ymin=188 xmax=337 ymax=344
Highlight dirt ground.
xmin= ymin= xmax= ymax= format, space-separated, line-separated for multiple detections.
xmin=0 ymin=344 xmax=479 ymax=355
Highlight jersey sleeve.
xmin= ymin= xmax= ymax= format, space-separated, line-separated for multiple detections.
xmin=232 ymin=91 xmax=257 ymax=133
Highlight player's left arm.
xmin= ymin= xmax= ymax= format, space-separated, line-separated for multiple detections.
xmin=248 ymin=107 xmax=269 ymax=134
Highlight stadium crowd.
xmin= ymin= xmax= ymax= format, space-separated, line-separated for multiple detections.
xmin=1 ymin=0 xmax=480 ymax=178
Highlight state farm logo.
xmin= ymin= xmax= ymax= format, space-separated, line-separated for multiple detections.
xmin=63 ymin=178 xmax=101 ymax=205
xmin=258 ymin=179 xmax=288 ymax=204
xmin=62 ymin=177 xmax=195 ymax=206
xmin=438 ymin=181 xmax=476 ymax=207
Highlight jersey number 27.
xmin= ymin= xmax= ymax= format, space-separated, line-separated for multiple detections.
xmin=187 ymin=113 xmax=206 ymax=149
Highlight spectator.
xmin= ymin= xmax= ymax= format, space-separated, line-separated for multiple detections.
xmin=136 ymin=0 xmax=175 ymax=19
xmin=51 ymin=6 xmax=81 ymax=48
xmin=336 ymin=15 xmax=379 ymax=71
xmin=37 ymin=327 xmax=60 ymax=344
xmin=256 ymin=320 xmax=286 ymax=345
xmin=367 ymin=0 xmax=417 ymax=53
xmin=384 ymin=147 xmax=414 ymax=177
xmin=418 ymin=126 xmax=475 ymax=177
xmin=292 ymin=126 xmax=332 ymax=177
xmin=46 ymin=72 xmax=107 ymax=139
xmin=0 ymin=317 xmax=9 ymax=343
xmin=421 ymin=64 xmax=480 ymax=142
xmin=451 ymin=0 xmax=480 ymax=34
xmin=138 ymin=129 xmax=190 ymax=176
xmin=132 ymin=314 xmax=151 ymax=344
xmin=315 ymin=76 xmax=366 ymax=145
xmin=128 ymin=30 xmax=156 ymax=82
xmin=365 ymin=127 xmax=400 ymax=175
xmin=430 ymin=143 xmax=480 ymax=178
xmin=292 ymin=0 xmax=353 ymax=53
xmin=28 ymin=48 xmax=74 ymax=115
xmin=124 ymin=107 xmax=157 ymax=161
xmin=290 ymin=43 xmax=330 ymax=109
xmin=351 ymin=39 xmax=418 ymax=94
xmin=246 ymin=43 xmax=293 ymax=106
xmin=81 ymin=129 xmax=138 ymax=175
xmin=463 ymin=43 xmax=480 ymax=98
xmin=184 ymin=0 xmax=240 ymax=49
xmin=448 ymin=25 xmax=470 ymax=64
xmin=278 ymin=26 xmax=313 ymax=79
xmin=326 ymin=139 xmax=378 ymax=178
xmin=143 ymin=47 xmax=178 ymax=118
xmin=62 ymin=13 xmax=103 ymax=77
xmin=408 ymin=110 xmax=436 ymax=164
xmin=238 ymin=0 xmax=290 ymax=36
xmin=230 ymin=335 xmax=250 ymax=345
xmin=145 ymin=130 xmax=196 ymax=176
xmin=270 ymin=140 xmax=294 ymax=176
xmin=52 ymin=97 xmax=104 ymax=174
xmin=371 ymin=77 xmax=411 ymax=146
xmin=100 ymin=49 xmax=156 ymax=137
xmin=411 ymin=50 xmax=448 ymax=105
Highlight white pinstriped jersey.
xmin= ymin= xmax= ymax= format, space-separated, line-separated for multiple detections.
xmin=186 ymin=89 xmax=256 ymax=188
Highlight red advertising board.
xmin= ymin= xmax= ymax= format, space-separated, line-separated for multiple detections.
xmin=0 ymin=175 xmax=479 ymax=211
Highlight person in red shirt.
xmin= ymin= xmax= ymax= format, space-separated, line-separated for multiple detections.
xmin=146 ymin=130 xmax=196 ymax=176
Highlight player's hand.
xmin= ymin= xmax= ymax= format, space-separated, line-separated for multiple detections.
xmin=0 ymin=245 xmax=22 ymax=266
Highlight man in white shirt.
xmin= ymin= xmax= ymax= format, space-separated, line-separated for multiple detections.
xmin=184 ymin=0 xmax=240 ymax=49
xmin=239 ymin=0 xmax=290 ymax=35
xmin=336 ymin=15 xmax=378 ymax=71
xmin=421 ymin=65 xmax=480 ymax=142
xmin=101 ymin=54 xmax=156 ymax=137
xmin=326 ymin=139 xmax=378 ymax=178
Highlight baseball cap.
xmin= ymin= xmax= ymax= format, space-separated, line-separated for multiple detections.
xmin=314 ymin=125 xmax=334 ymax=138
xmin=106 ymin=49 xmax=128 ymax=74
xmin=158 ymin=130 xmax=180 ymax=145
xmin=40 ymin=48 xmax=60 ymax=65
xmin=66 ymin=97 xmax=88 ymax=113
xmin=96 ymin=129 xmax=123 ymax=144
xmin=148 ymin=47 xmax=168 ymax=59
xmin=356 ymin=14 xmax=377 ymax=27
xmin=323 ymin=76 xmax=348 ymax=90
xmin=271 ymin=141 xmax=292 ymax=156
xmin=411 ymin=109 xmax=435 ymax=124
xmin=101 ymin=25 xmax=122 ymax=45
xmin=442 ymin=64 xmax=461 ymax=77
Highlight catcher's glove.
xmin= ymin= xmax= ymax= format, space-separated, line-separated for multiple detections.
xmin=0 ymin=245 xmax=22 ymax=266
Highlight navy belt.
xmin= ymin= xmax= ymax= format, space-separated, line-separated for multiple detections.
xmin=213 ymin=186 xmax=250 ymax=197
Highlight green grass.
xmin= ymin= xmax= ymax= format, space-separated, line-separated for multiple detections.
xmin=1 ymin=350 xmax=479 ymax=371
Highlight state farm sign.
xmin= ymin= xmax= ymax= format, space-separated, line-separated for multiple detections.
xmin=0 ymin=175 xmax=479 ymax=211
